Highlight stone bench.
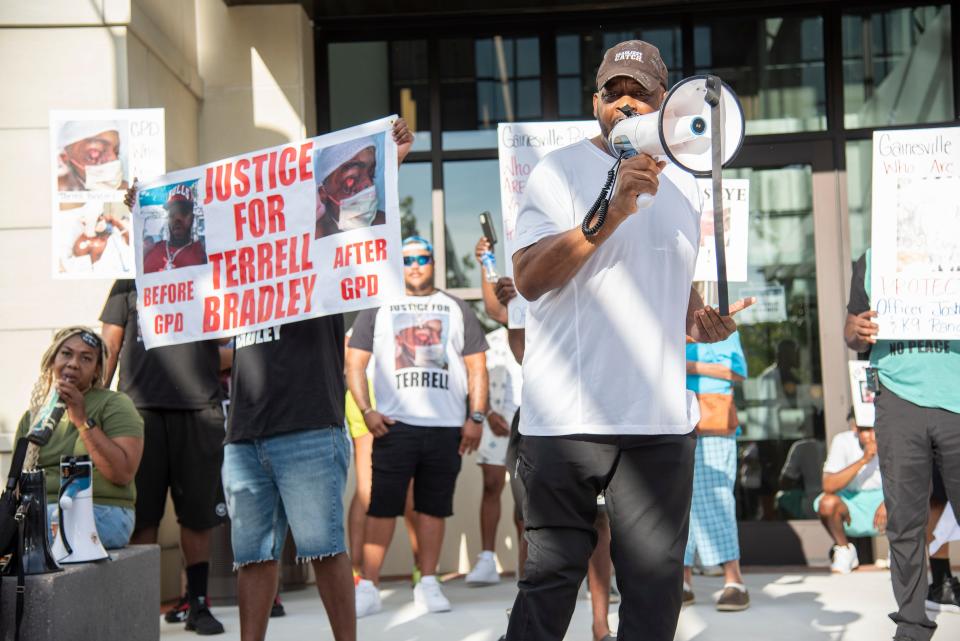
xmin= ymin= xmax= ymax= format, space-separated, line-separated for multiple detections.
xmin=1 ymin=545 xmax=159 ymax=641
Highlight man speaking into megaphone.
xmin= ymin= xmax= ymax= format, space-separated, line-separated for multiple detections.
xmin=503 ymin=40 xmax=754 ymax=641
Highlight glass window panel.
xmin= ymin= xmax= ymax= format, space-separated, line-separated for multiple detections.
xmin=555 ymin=27 xmax=683 ymax=120
xmin=842 ymin=5 xmax=953 ymax=129
xmin=557 ymin=34 xmax=580 ymax=75
xmin=694 ymin=15 xmax=827 ymax=134
xmin=516 ymin=37 xmax=540 ymax=77
xmin=558 ymin=77 xmax=582 ymax=117
xmin=398 ymin=162 xmax=433 ymax=244
xmin=717 ymin=165 xmax=825 ymax=522
xmin=442 ymin=160 xmax=505 ymax=289
xmin=328 ymin=42 xmax=390 ymax=131
xmin=516 ymin=80 xmax=542 ymax=119
xmin=390 ymin=40 xmax=431 ymax=152
xmin=846 ymin=140 xmax=873 ymax=261
xmin=441 ymin=36 xmax=542 ymax=150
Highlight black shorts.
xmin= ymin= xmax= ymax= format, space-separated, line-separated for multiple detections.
xmin=368 ymin=422 xmax=462 ymax=518
xmin=135 ymin=406 xmax=227 ymax=531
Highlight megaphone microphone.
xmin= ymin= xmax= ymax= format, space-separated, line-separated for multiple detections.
xmin=602 ymin=74 xmax=745 ymax=315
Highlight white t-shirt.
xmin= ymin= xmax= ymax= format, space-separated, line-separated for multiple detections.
xmin=349 ymin=290 xmax=489 ymax=427
xmin=486 ymin=327 xmax=522 ymax=421
xmin=823 ymin=430 xmax=882 ymax=491
xmin=514 ymin=138 xmax=702 ymax=436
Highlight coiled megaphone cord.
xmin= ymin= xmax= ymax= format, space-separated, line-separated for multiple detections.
xmin=581 ymin=152 xmax=625 ymax=237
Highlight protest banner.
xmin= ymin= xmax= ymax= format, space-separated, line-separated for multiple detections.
xmin=497 ymin=121 xmax=600 ymax=327
xmin=50 ymin=109 xmax=165 ymax=279
xmin=871 ymin=126 xmax=960 ymax=339
xmin=848 ymin=360 xmax=876 ymax=428
xmin=133 ymin=116 xmax=401 ymax=349
xmin=694 ymin=179 xmax=749 ymax=282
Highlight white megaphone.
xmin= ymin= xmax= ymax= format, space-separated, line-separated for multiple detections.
xmin=52 ymin=455 xmax=109 ymax=563
xmin=605 ymin=75 xmax=745 ymax=316
xmin=608 ymin=74 xmax=745 ymax=203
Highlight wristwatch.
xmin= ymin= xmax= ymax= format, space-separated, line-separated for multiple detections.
xmin=81 ymin=417 xmax=98 ymax=433
xmin=470 ymin=411 xmax=485 ymax=424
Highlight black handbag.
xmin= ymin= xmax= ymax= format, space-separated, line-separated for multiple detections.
xmin=0 ymin=438 xmax=31 ymax=641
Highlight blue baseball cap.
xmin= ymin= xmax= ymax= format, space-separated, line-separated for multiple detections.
xmin=402 ymin=235 xmax=433 ymax=255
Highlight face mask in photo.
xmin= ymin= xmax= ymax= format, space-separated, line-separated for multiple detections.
xmin=83 ymin=159 xmax=124 ymax=191
xmin=414 ymin=343 xmax=445 ymax=369
xmin=336 ymin=185 xmax=379 ymax=231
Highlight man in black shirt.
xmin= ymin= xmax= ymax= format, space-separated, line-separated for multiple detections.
xmin=223 ymin=318 xmax=354 ymax=641
xmin=101 ymin=280 xmax=227 ymax=635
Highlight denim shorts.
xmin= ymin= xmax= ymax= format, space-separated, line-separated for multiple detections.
xmin=222 ymin=426 xmax=349 ymax=567
xmin=47 ymin=503 xmax=135 ymax=550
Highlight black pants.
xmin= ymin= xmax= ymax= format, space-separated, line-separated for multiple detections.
xmin=505 ymin=431 xmax=696 ymax=641
xmin=875 ymin=384 xmax=960 ymax=641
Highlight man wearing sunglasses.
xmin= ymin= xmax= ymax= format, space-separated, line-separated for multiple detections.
xmin=346 ymin=236 xmax=489 ymax=618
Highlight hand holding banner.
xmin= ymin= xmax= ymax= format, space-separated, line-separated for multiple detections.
xmin=133 ymin=117 xmax=402 ymax=349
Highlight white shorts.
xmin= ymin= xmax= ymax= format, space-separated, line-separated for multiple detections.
xmin=476 ymin=419 xmax=509 ymax=467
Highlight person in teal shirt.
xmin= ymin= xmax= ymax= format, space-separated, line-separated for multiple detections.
xmin=683 ymin=331 xmax=750 ymax=612
xmin=845 ymin=249 xmax=960 ymax=637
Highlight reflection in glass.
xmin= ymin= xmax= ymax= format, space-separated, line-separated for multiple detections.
xmin=556 ymin=28 xmax=683 ymax=118
xmin=842 ymin=5 xmax=953 ymax=129
xmin=399 ymin=162 xmax=433 ymax=244
xmin=391 ymin=41 xmax=431 ymax=152
xmin=328 ymin=42 xmax=390 ymax=131
xmin=442 ymin=160 xmax=505 ymax=289
xmin=694 ymin=15 xmax=826 ymax=134
xmin=721 ymin=166 xmax=824 ymax=521
xmin=440 ymin=36 xmax=541 ymax=150
xmin=846 ymin=140 xmax=873 ymax=261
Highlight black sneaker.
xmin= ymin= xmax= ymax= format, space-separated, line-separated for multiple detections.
xmin=271 ymin=595 xmax=286 ymax=618
xmin=185 ymin=596 xmax=225 ymax=635
xmin=164 ymin=594 xmax=190 ymax=623
xmin=925 ymin=577 xmax=960 ymax=614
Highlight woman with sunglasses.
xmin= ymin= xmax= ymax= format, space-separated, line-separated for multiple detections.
xmin=15 ymin=326 xmax=144 ymax=549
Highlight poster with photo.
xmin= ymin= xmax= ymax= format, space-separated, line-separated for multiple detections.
xmin=49 ymin=109 xmax=165 ymax=279
xmin=497 ymin=121 xmax=600 ymax=328
xmin=848 ymin=360 xmax=876 ymax=427
xmin=871 ymin=126 xmax=960 ymax=339
xmin=694 ymin=179 xmax=749 ymax=282
xmin=132 ymin=116 xmax=402 ymax=350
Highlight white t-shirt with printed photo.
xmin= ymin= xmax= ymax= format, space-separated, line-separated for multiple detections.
xmin=349 ymin=290 xmax=489 ymax=427
xmin=514 ymin=138 xmax=702 ymax=437
xmin=823 ymin=430 xmax=882 ymax=492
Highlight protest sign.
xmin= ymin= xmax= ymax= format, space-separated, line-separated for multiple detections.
xmin=871 ymin=126 xmax=960 ymax=339
xmin=497 ymin=121 xmax=600 ymax=327
xmin=848 ymin=360 xmax=876 ymax=428
xmin=736 ymin=285 xmax=787 ymax=325
xmin=694 ymin=179 xmax=749 ymax=282
xmin=133 ymin=116 xmax=401 ymax=349
xmin=50 ymin=109 xmax=165 ymax=279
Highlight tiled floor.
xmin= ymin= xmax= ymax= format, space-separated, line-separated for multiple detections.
xmin=161 ymin=570 xmax=960 ymax=640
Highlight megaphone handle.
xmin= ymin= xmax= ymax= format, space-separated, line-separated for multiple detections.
xmin=710 ymin=88 xmax=730 ymax=317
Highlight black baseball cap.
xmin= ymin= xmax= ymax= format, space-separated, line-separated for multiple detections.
xmin=596 ymin=40 xmax=669 ymax=92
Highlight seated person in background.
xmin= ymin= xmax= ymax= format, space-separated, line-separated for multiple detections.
xmin=15 ymin=327 xmax=144 ymax=549
xmin=814 ymin=412 xmax=885 ymax=574
xmin=776 ymin=410 xmax=829 ymax=519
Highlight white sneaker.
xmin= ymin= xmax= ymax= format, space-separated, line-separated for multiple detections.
xmin=465 ymin=553 xmax=500 ymax=586
xmin=831 ymin=543 xmax=860 ymax=574
xmin=355 ymin=579 xmax=382 ymax=618
xmin=414 ymin=576 xmax=451 ymax=612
